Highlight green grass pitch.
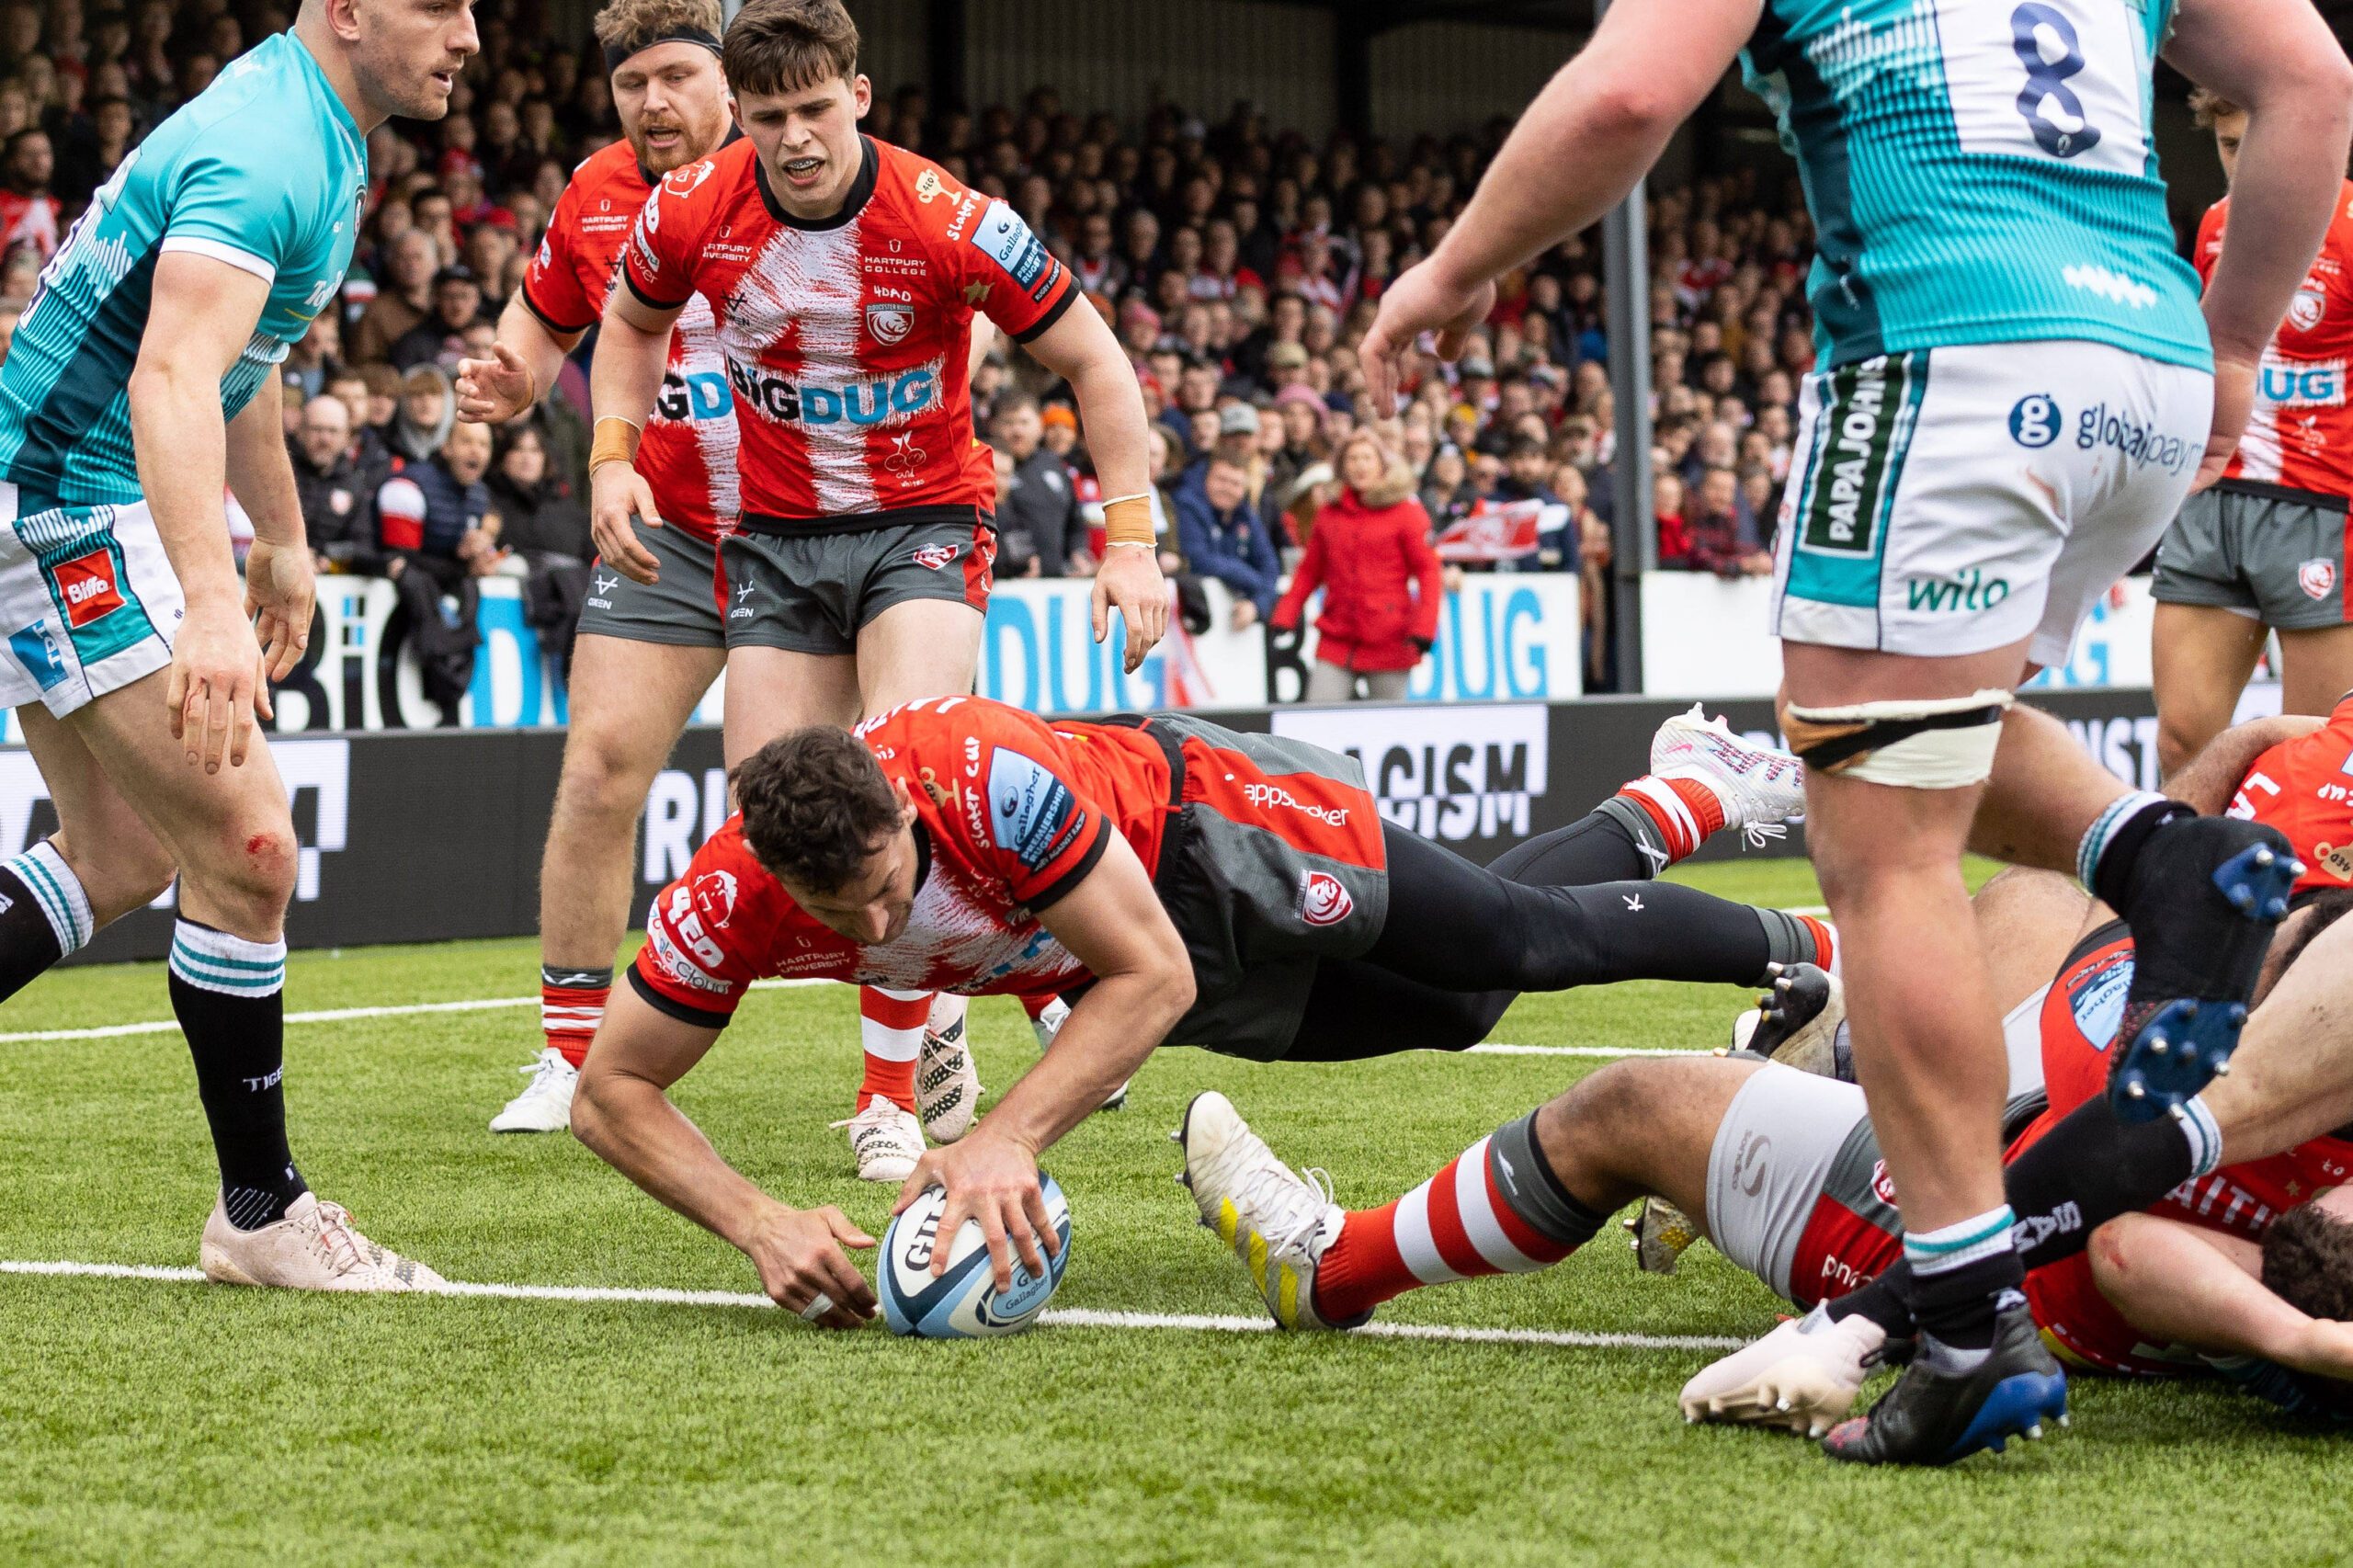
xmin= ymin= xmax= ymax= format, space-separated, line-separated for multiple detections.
xmin=0 ymin=858 xmax=2342 ymax=1566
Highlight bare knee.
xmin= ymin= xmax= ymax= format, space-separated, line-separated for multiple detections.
xmin=1535 ymin=1060 xmax=1667 ymax=1198
xmin=185 ymin=819 xmax=299 ymax=926
xmin=553 ymin=726 xmax=663 ymax=830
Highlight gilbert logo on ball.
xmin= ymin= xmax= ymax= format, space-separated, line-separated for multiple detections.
xmin=880 ymin=1172 xmax=1073 ymax=1338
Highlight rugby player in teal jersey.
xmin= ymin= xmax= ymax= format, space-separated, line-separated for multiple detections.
xmin=0 ymin=0 xmax=478 ymax=1290
xmin=1358 ymin=0 xmax=2352 ymax=1463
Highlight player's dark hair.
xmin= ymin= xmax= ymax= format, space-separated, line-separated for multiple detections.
xmin=733 ymin=727 xmax=901 ymax=893
xmin=722 ymin=0 xmax=858 ymax=99
xmin=2263 ymin=1199 xmax=2353 ymax=1323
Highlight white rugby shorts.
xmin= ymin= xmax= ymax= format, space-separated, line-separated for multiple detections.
xmin=1772 ymin=341 xmax=2211 ymax=666
xmin=0 ymin=484 xmax=184 ymax=717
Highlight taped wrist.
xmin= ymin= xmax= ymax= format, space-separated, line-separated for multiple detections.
xmin=589 ymin=415 xmax=642 ymax=473
xmin=1779 ymin=688 xmax=2013 ymax=789
xmin=1102 ymin=494 xmax=1154 ymax=548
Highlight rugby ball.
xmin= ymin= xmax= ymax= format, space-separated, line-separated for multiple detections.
xmin=878 ymin=1172 xmax=1073 ymax=1338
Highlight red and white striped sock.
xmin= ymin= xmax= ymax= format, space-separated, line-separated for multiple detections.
xmin=857 ymin=986 xmax=928 ymax=1111
xmin=1612 ymin=774 xmax=1729 ymax=865
xmin=1313 ymin=1129 xmax=1590 ymax=1323
xmin=1799 ymin=915 xmax=1836 ymax=977
xmin=540 ymin=966 xmax=611 ymax=1069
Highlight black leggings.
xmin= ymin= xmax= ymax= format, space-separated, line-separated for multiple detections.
xmin=1284 ymin=812 xmax=1806 ymax=1061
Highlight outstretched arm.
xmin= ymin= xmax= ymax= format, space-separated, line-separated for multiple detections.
xmin=2167 ymin=712 xmax=2327 ymax=812
xmin=2091 ymin=1211 xmax=2353 ymax=1379
xmin=894 ymin=832 xmax=1194 ymax=1290
xmin=572 ymin=982 xmax=878 ymax=1327
xmin=1358 ymin=0 xmax=1762 ymax=407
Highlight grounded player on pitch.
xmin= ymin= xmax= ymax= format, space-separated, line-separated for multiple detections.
xmin=1179 ymin=863 xmax=2353 ymax=1431
xmin=565 ymin=700 xmax=1824 ymax=1327
xmin=0 ymin=0 xmax=474 ymax=1290
xmin=584 ymin=0 xmax=1163 ymax=1182
xmin=1357 ymin=0 xmax=2352 ymax=1463
xmin=2150 ymin=87 xmax=2353 ymax=776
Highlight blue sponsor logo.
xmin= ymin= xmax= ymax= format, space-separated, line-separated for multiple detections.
xmin=2008 ymin=393 xmax=2061 ymax=449
xmin=726 ymin=361 xmax=936 ymax=426
xmin=985 ymin=747 xmax=1078 ymax=872
xmin=2066 ymin=950 xmax=2132 ymax=1052
xmin=654 ymin=370 xmax=733 ymax=422
xmin=2260 ymin=362 xmax=2345 ymax=407
xmin=7 ymin=618 xmax=67 ymax=690
xmin=2075 ymin=402 xmax=2196 ymax=475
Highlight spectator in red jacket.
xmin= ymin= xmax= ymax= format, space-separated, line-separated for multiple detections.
xmin=1272 ymin=429 xmax=1443 ymax=703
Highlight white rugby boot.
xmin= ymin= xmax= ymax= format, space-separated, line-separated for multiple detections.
xmin=916 ymin=994 xmax=982 ymax=1144
xmin=835 ymin=1098 xmax=925 ymax=1183
xmin=490 ymin=1047 xmax=579 ymax=1134
xmin=1649 ymin=704 xmax=1807 ymax=847
xmin=1031 ymin=994 xmax=1130 ymax=1112
xmin=1175 ymin=1091 xmax=1360 ymax=1330
xmin=201 ymin=1192 xmax=446 ymax=1292
xmin=1677 ymin=1303 xmax=1886 ymax=1437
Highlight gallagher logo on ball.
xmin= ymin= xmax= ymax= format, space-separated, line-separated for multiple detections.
xmin=1298 ymin=869 xmax=1353 ymax=927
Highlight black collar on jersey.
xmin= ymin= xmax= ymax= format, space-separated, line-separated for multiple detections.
xmin=910 ymin=820 xmax=933 ymax=899
xmin=633 ymin=122 xmax=742 ymax=196
xmin=754 ymin=133 xmax=878 ymax=231
xmin=604 ymin=27 xmax=722 ymax=79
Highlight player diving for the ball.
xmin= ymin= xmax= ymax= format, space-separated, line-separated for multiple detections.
xmin=581 ymin=0 xmax=1166 ymax=1184
xmin=566 ymin=697 xmax=1825 ymax=1326
xmin=0 ymin=0 xmax=472 ymax=1289
xmin=454 ymin=0 xmax=1023 ymax=1168
xmin=1177 ymin=858 xmax=2353 ymax=1438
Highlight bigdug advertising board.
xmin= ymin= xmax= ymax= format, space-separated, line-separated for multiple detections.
xmin=8 ymin=687 xmax=2184 ymax=965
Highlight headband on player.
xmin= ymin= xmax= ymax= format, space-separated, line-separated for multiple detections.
xmin=605 ymin=27 xmax=723 ymax=78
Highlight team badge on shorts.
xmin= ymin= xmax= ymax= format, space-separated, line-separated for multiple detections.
xmin=911 ymin=542 xmax=959 ymax=570
xmin=1298 ymin=870 xmax=1353 ymax=927
xmin=2300 ymin=558 xmax=2338 ymax=601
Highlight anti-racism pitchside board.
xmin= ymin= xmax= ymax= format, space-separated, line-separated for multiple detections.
xmin=5 ymin=687 xmax=2183 ymax=965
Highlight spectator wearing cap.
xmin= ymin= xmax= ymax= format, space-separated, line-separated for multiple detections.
xmin=391 ymin=265 xmax=485 ymax=370
xmin=353 ymin=229 xmax=438 ymax=365
xmin=1264 ymin=383 xmax=1326 ymax=517
xmin=1272 ymin=430 xmax=1441 ymax=703
xmin=1039 ymin=403 xmax=1079 ymax=462
xmin=1175 ymin=453 xmax=1281 ymax=631
xmin=992 ymin=392 xmax=1085 ymax=579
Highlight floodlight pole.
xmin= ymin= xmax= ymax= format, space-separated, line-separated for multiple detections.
xmin=1597 ymin=0 xmax=1654 ymax=694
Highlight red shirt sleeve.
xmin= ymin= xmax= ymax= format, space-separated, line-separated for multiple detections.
xmin=920 ymin=702 xmax=1108 ymax=910
xmin=2192 ymin=199 xmax=2226 ymax=292
xmin=628 ymin=835 xmax=763 ymax=1028
xmin=940 ymin=194 xmax=1078 ymax=346
xmin=620 ymin=159 xmax=714 ymax=313
xmin=519 ymin=176 xmax=598 ymax=335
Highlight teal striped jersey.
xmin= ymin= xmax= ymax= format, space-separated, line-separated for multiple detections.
xmin=0 ymin=31 xmax=366 ymax=510
xmin=1741 ymin=0 xmax=2210 ymax=372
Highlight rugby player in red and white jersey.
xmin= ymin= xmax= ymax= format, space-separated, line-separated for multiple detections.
xmin=583 ymin=0 xmax=1168 ymax=1182
xmin=1180 ymin=859 xmax=2353 ymax=1437
xmin=564 ymin=697 xmax=1825 ymax=1324
xmin=455 ymin=0 xmax=1003 ymax=1152
xmin=2154 ymin=87 xmax=2353 ymax=776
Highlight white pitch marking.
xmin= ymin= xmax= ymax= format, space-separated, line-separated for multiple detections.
xmin=0 ymin=977 xmax=834 ymax=1043
xmin=0 ymin=1259 xmax=1745 ymax=1351
xmin=1466 ymin=1044 xmax=1711 ymax=1059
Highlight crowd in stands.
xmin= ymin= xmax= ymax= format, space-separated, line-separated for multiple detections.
xmin=1 ymin=0 xmax=1823 ymax=699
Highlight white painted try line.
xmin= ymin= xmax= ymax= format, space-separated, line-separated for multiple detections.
xmin=0 ymin=977 xmax=832 ymax=1044
xmin=0 ymin=1259 xmax=1744 ymax=1351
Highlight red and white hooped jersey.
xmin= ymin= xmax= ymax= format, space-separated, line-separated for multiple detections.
xmin=521 ymin=138 xmax=738 ymax=544
xmin=2197 ymin=182 xmax=2353 ymax=498
xmin=620 ymin=135 xmax=1077 ymax=534
xmin=2227 ymin=691 xmax=2353 ymax=896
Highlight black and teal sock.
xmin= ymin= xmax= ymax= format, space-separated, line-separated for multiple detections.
xmin=2078 ymin=791 xmax=2195 ymax=909
xmin=167 ymin=919 xmax=306 ymax=1230
xmin=0 ymin=840 xmax=92 ymax=1001
xmin=1897 ymin=1206 xmax=2026 ymax=1360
